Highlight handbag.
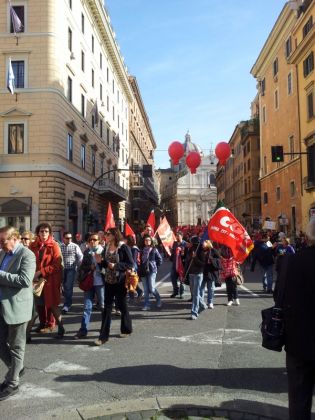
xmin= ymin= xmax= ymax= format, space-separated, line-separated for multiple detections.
xmin=33 ymin=278 xmax=46 ymax=297
xmin=261 ymin=306 xmax=284 ymax=352
xmin=125 ymin=270 xmax=139 ymax=292
xmin=78 ymin=272 xmax=94 ymax=292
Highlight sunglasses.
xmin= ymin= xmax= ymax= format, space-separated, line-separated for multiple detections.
xmin=21 ymin=237 xmax=30 ymax=240
xmin=39 ymin=229 xmax=50 ymax=233
xmin=89 ymin=238 xmax=99 ymax=242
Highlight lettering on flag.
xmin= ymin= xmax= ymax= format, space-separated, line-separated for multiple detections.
xmin=208 ymin=207 xmax=253 ymax=263
xmin=156 ymin=217 xmax=175 ymax=256
xmin=7 ymin=58 xmax=15 ymax=95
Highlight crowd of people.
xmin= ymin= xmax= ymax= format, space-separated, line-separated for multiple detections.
xmin=0 ymin=218 xmax=315 ymax=416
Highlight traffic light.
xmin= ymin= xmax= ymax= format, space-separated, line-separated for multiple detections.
xmin=271 ymin=146 xmax=284 ymax=162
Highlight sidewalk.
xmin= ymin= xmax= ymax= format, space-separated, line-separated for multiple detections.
xmin=41 ymin=394 xmax=289 ymax=420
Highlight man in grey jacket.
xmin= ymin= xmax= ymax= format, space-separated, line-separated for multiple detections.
xmin=0 ymin=226 xmax=36 ymax=400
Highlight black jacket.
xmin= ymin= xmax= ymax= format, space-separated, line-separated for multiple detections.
xmin=276 ymin=246 xmax=315 ymax=360
xmin=185 ymin=245 xmax=206 ymax=275
xmin=204 ymin=248 xmax=221 ymax=282
xmin=99 ymin=244 xmax=134 ymax=283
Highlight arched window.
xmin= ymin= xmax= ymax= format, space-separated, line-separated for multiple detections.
xmin=208 ymin=173 xmax=216 ymax=187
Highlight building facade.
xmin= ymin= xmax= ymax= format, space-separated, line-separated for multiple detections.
xmin=289 ymin=0 xmax=315 ymax=228
xmin=0 ymin=0 xmax=133 ymax=237
xmin=128 ymin=76 xmax=159 ymax=230
xmin=251 ymin=3 xmax=302 ymax=236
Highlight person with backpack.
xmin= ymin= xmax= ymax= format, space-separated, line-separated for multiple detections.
xmin=139 ymin=235 xmax=163 ymax=311
xmin=200 ymin=240 xmax=221 ymax=309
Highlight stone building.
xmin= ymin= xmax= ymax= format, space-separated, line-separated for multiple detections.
xmin=0 ymin=0 xmax=133 ymax=237
xmin=159 ymin=133 xmax=217 ymax=227
xmin=128 ymin=76 xmax=159 ymax=229
xmin=251 ymin=2 xmax=302 ymax=236
xmin=288 ymin=0 xmax=315 ymax=228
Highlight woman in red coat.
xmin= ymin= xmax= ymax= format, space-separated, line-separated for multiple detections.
xmin=29 ymin=223 xmax=65 ymax=338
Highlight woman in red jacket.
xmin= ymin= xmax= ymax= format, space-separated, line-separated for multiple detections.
xmin=29 ymin=223 xmax=65 ymax=338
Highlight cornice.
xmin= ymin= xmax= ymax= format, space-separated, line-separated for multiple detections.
xmin=251 ymin=4 xmax=296 ymax=78
xmin=289 ymin=25 xmax=315 ymax=64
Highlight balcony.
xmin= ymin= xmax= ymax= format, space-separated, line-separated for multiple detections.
xmin=98 ymin=178 xmax=128 ymax=201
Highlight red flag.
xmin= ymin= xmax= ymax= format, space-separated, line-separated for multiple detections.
xmin=125 ymin=222 xmax=135 ymax=240
xmin=208 ymin=207 xmax=253 ymax=263
xmin=175 ymin=246 xmax=184 ymax=281
xmin=146 ymin=210 xmax=155 ymax=233
xmin=156 ymin=217 xmax=176 ymax=256
xmin=104 ymin=202 xmax=116 ymax=231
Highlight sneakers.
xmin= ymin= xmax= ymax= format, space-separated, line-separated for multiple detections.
xmin=227 ymin=301 xmax=233 ymax=306
xmin=234 ymin=299 xmax=240 ymax=306
xmin=208 ymin=303 xmax=214 ymax=309
xmin=156 ymin=301 xmax=162 ymax=309
xmin=0 ymin=383 xmax=19 ymax=401
xmin=119 ymin=333 xmax=130 ymax=338
xmin=142 ymin=306 xmax=150 ymax=311
xmin=62 ymin=306 xmax=69 ymax=315
xmin=94 ymin=338 xmax=108 ymax=346
xmin=191 ymin=314 xmax=198 ymax=320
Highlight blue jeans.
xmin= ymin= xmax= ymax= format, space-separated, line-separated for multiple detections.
xmin=262 ymin=265 xmax=273 ymax=290
xmin=80 ymin=285 xmax=105 ymax=334
xmin=142 ymin=272 xmax=161 ymax=308
xmin=63 ymin=268 xmax=76 ymax=308
xmin=189 ymin=273 xmax=204 ymax=317
xmin=200 ymin=277 xmax=215 ymax=305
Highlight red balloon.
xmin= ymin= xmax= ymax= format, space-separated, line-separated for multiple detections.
xmin=186 ymin=151 xmax=201 ymax=174
xmin=168 ymin=141 xmax=185 ymax=165
xmin=215 ymin=142 xmax=231 ymax=166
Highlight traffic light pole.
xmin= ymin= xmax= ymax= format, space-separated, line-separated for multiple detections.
xmin=87 ymin=166 xmax=152 ymax=227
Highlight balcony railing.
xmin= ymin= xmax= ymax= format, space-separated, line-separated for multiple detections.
xmin=98 ymin=178 xmax=128 ymax=200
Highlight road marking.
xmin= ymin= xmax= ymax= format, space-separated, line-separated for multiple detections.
xmin=73 ymin=344 xmax=110 ymax=351
xmin=155 ymin=328 xmax=260 ymax=346
xmin=44 ymin=360 xmax=89 ymax=373
xmin=155 ymin=272 xmax=170 ymax=288
xmin=239 ymin=284 xmax=260 ymax=298
xmin=10 ymin=383 xmax=63 ymax=400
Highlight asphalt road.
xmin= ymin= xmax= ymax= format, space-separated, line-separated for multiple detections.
xmin=0 ymin=261 xmax=311 ymax=419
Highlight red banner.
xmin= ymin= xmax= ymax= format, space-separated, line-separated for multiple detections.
xmin=208 ymin=207 xmax=253 ymax=263
xmin=104 ymin=202 xmax=116 ymax=231
xmin=146 ymin=210 xmax=156 ymax=233
xmin=156 ymin=217 xmax=175 ymax=256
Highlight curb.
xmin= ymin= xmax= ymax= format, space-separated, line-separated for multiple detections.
xmin=40 ymin=394 xmax=289 ymax=420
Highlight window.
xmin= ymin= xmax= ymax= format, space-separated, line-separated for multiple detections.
xmin=91 ymin=35 xmax=94 ymax=53
xmin=285 ymin=37 xmax=292 ymax=58
xmin=247 ymin=159 xmax=251 ymax=171
xmin=81 ymin=94 xmax=85 ymax=117
xmin=81 ymin=13 xmax=84 ymax=33
xmin=107 ymin=95 xmax=109 ymax=111
xmin=107 ymin=127 xmax=110 ymax=145
xmin=81 ymin=144 xmax=86 ymax=169
xmin=67 ymin=76 xmax=72 ymax=102
xmin=117 ymin=90 xmax=120 ymax=103
xmin=133 ymin=209 xmax=139 ymax=221
xmin=100 ymin=159 xmax=104 ymax=175
xmin=290 ymin=181 xmax=296 ymax=197
xmin=262 ymin=105 xmax=266 ymax=123
xmin=276 ymin=186 xmax=281 ymax=201
xmin=117 ymin=115 xmax=120 ymax=128
xmin=112 ymin=79 xmax=115 ymax=94
xmin=12 ymin=60 xmax=24 ymax=88
xmin=81 ymin=50 xmax=85 ymax=72
xmin=92 ymin=152 xmax=96 ymax=176
xmin=263 ymin=192 xmax=268 ymax=204
xmin=69 ymin=0 xmax=72 ymax=9
xmin=100 ymin=53 xmax=102 ymax=69
xmin=288 ymin=72 xmax=292 ymax=95
xmin=67 ymin=133 xmax=73 ymax=161
xmin=113 ymin=106 xmax=115 ymax=121
xmin=273 ymin=57 xmax=278 ymax=77
xmin=209 ymin=173 xmax=216 ymax=187
xmin=261 ymin=78 xmax=266 ymax=96
xmin=122 ymin=122 xmax=124 ymax=135
xmin=275 ymin=89 xmax=279 ymax=109
xmin=106 ymin=67 xmax=109 ymax=82
xmin=307 ymin=144 xmax=315 ymax=184
xmin=10 ymin=6 xmax=24 ymax=33
xmin=303 ymin=16 xmax=313 ymax=38
xmin=91 ymin=69 xmax=94 ymax=87
xmin=91 ymin=114 xmax=95 ymax=129
xmin=289 ymin=135 xmax=294 ymax=160
xmin=100 ymin=83 xmax=103 ymax=101
xmin=100 ymin=119 xmax=103 ymax=138
xmin=8 ymin=123 xmax=24 ymax=154
xmin=303 ymin=52 xmax=314 ymax=77
xmin=68 ymin=27 xmax=72 ymax=51
xmin=307 ymin=91 xmax=314 ymax=119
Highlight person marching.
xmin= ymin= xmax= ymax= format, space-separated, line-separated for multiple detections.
xmin=200 ymin=240 xmax=221 ymax=309
xmin=220 ymin=245 xmax=240 ymax=306
xmin=169 ymin=231 xmax=187 ymax=298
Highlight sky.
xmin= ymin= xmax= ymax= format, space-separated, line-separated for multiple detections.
xmin=105 ymin=0 xmax=286 ymax=168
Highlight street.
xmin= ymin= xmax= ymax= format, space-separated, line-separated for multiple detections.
xmin=0 ymin=261 xmax=308 ymax=419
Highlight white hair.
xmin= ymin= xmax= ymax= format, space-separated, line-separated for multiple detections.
xmin=306 ymin=217 xmax=315 ymax=244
